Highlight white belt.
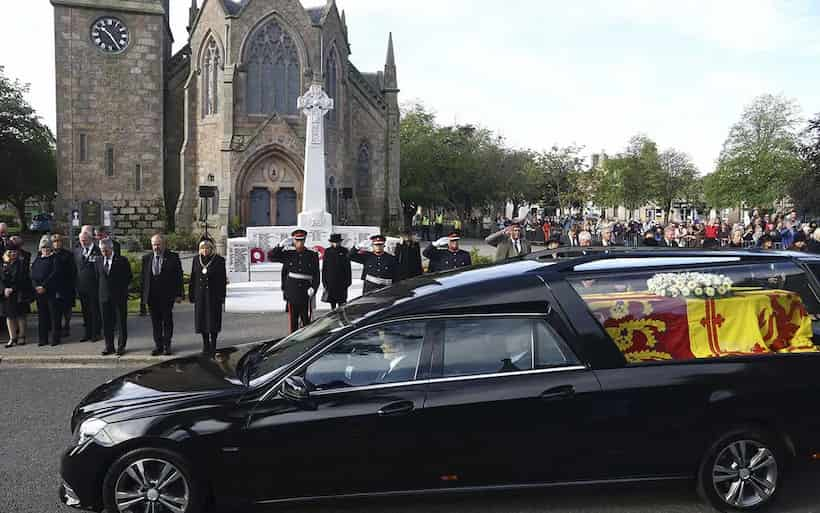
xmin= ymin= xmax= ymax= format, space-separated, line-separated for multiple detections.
xmin=365 ymin=275 xmax=393 ymax=285
xmin=288 ymin=272 xmax=313 ymax=281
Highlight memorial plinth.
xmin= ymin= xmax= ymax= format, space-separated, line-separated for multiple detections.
xmin=226 ymin=83 xmax=385 ymax=313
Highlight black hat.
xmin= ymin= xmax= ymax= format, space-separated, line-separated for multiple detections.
xmin=291 ymin=229 xmax=307 ymax=240
xmin=329 ymin=233 xmax=343 ymax=243
xmin=370 ymin=234 xmax=386 ymax=244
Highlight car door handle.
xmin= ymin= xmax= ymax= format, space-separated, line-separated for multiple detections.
xmin=378 ymin=401 xmax=414 ymax=416
xmin=540 ymin=385 xmax=575 ymax=402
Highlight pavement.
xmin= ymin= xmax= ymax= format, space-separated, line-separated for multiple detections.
xmin=3 ymin=367 xmax=820 ymax=513
xmin=0 ymin=305 xmax=286 ymax=366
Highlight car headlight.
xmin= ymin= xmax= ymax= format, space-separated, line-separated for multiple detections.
xmin=72 ymin=418 xmax=114 ymax=454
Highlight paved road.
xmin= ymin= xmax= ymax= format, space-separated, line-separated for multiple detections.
xmin=2 ymin=367 xmax=819 ymax=513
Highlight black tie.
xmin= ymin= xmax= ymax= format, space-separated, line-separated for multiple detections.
xmin=105 ymin=259 xmax=111 ymax=275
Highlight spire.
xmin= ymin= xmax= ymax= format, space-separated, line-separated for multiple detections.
xmin=341 ymin=9 xmax=347 ymax=32
xmin=383 ymin=32 xmax=398 ymax=91
xmin=188 ymin=0 xmax=199 ymax=33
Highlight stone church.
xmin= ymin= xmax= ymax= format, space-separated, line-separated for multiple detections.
xmin=52 ymin=0 xmax=401 ymax=243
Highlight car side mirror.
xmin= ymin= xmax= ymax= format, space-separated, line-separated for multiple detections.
xmin=280 ymin=376 xmax=314 ymax=408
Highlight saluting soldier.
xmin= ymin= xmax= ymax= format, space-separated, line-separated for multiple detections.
xmin=321 ymin=234 xmax=352 ymax=310
xmin=350 ymin=234 xmax=397 ymax=294
xmin=423 ymin=232 xmax=472 ymax=272
xmin=268 ymin=229 xmax=320 ymax=333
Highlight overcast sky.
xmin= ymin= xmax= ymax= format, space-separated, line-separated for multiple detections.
xmin=3 ymin=0 xmax=819 ymax=174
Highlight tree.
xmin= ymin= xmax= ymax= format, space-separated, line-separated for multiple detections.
xmin=655 ymin=149 xmax=698 ymax=223
xmin=594 ymin=135 xmax=661 ymax=217
xmin=791 ymin=115 xmax=820 ymax=217
xmin=0 ymin=66 xmax=57 ymax=228
xmin=706 ymin=94 xmax=804 ymax=208
xmin=532 ymin=145 xmax=586 ymax=215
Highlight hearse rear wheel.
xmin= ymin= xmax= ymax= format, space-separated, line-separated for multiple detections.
xmin=697 ymin=428 xmax=785 ymax=512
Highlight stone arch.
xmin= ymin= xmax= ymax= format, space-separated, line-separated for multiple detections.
xmin=324 ymin=42 xmax=340 ymax=124
xmin=195 ymin=28 xmax=225 ymax=73
xmin=238 ymin=13 xmax=309 ymax=115
xmin=235 ymin=145 xmax=305 ymax=226
xmin=199 ymin=33 xmax=222 ymax=117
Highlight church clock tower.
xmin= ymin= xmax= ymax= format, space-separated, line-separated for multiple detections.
xmin=51 ymin=0 xmax=170 ymax=237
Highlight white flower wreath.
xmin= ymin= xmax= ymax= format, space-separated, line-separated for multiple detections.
xmin=647 ymin=272 xmax=733 ymax=298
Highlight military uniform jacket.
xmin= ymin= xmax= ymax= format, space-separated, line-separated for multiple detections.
xmin=350 ymin=249 xmax=397 ymax=294
xmin=423 ymin=244 xmax=472 ymax=272
xmin=322 ymin=246 xmax=352 ymax=303
xmin=269 ymin=246 xmax=320 ymax=305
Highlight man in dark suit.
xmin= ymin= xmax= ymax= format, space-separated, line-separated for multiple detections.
xmin=141 ymin=234 xmax=184 ymax=356
xmin=74 ymin=231 xmax=102 ymax=341
xmin=96 ymin=238 xmax=132 ymax=356
xmin=94 ymin=226 xmax=121 ymax=256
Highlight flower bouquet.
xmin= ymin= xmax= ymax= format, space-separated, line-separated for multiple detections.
xmin=646 ymin=272 xmax=733 ymax=299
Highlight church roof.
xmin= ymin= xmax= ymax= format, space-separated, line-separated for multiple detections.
xmin=360 ymin=72 xmax=383 ymax=92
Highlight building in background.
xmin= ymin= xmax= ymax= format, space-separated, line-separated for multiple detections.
xmin=52 ymin=0 xmax=401 ymax=243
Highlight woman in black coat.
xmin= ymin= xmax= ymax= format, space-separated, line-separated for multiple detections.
xmin=322 ymin=234 xmax=352 ymax=310
xmin=189 ymin=238 xmax=227 ymax=357
xmin=2 ymin=245 xmax=32 ymax=347
xmin=30 ymin=236 xmax=70 ymax=346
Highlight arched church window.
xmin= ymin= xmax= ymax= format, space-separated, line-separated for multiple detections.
xmin=202 ymin=37 xmax=220 ymax=117
xmin=324 ymin=48 xmax=338 ymax=124
xmin=357 ymin=142 xmax=370 ymax=190
xmin=246 ymin=20 xmax=301 ymax=115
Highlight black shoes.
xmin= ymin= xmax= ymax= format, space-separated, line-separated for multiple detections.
xmin=17 ymin=337 xmax=26 ymax=346
xmin=151 ymin=348 xmax=163 ymax=356
xmin=38 ymin=341 xmax=48 ymax=347
xmin=79 ymin=337 xmax=91 ymax=342
xmin=163 ymin=346 xmax=172 ymax=356
xmin=5 ymin=339 xmax=16 ymax=348
xmin=116 ymin=347 xmax=126 ymax=356
xmin=101 ymin=349 xmax=114 ymax=356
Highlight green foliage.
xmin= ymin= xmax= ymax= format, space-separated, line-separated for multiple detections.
xmin=163 ymin=231 xmax=201 ymax=252
xmin=531 ymin=145 xmax=587 ymax=212
xmin=655 ymin=149 xmax=699 ymax=222
xmin=791 ymin=116 xmax=820 ymax=216
xmin=0 ymin=66 xmax=57 ymax=228
xmin=469 ymin=247 xmax=494 ymax=266
xmin=399 ymin=102 xmax=544 ymax=219
xmin=706 ymin=94 xmax=804 ymax=208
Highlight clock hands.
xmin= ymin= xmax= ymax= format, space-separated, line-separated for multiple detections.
xmin=97 ymin=25 xmax=121 ymax=51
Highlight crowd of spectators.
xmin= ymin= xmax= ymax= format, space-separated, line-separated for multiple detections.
xmin=537 ymin=209 xmax=820 ymax=253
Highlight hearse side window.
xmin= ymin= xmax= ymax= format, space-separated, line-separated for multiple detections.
xmin=304 ymin=321 xmax=426 ymax=391
xmin=441 ymin=318 xmax=578 ymax=378
xmin=568 ymin=262 xmax=820 ymax=365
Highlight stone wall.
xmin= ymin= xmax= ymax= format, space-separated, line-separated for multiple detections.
xmin=53 ymin=0 xmax=167 ymax=236
xmin=110 ymin=198 xmax=166 ymax=237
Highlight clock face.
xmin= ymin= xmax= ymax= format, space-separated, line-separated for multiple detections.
xmin=90 ymin=17 xmax=129 ymax=54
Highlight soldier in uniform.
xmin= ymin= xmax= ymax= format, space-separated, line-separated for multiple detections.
xmin=268 ymin=229 xmax=320 ymax=333
xmin=395 ymin=230 xmax=423 ymax=281
xmin=321 ymin=234 xmax=351 ymax=310
xmin=351 ymin=235 xmax=397 ymax=294
xmin=423 ymin=232 xmax=472 ymax=272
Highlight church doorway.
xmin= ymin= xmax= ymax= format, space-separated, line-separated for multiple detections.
xmin=249 ymin=188 xmax=271 ymax=226
xmin=276 ymin=188 xmax=297 ymax=225
xmin=237 ymin=150 xmax=303 ymax=227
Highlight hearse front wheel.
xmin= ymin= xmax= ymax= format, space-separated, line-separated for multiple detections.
xmin=102 ymin=447 xmax=206 ymax=513
xmin=697 ymin=428 xmax=785 ymax=512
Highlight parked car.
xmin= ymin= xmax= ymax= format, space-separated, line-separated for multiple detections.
xmin=60 ymin=249 xmax=820 ymax=513
xmin=29 ymin=213 xmax=52 ymax=233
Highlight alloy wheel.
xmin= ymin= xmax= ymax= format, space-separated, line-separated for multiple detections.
xmin=712 ymin=439 xmax=778 ymax=509
xmin=113 ymin=458 xmax=190 ymax=513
